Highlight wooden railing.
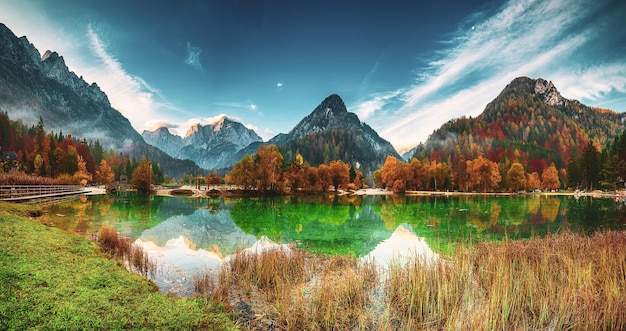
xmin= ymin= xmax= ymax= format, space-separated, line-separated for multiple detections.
xmin=0 ymin=185 xmax=84 ymax=201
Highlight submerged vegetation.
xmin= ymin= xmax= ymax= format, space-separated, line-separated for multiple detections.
xmin=195 ymin=231 xmax=626 ymax=330
xmin=0 ymin=206 xmax=237 ymax=330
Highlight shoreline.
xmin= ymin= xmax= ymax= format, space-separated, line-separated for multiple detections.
xmin=150 ymin=185 xmax=624 ymax=200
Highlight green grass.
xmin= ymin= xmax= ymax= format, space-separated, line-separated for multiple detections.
xmin=0 ymin=205 xmax=238 ymax=330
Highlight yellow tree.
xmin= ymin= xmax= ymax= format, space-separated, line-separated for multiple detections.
xmin=286 ymin=153 xmax=305 ymax=192
xmin=75 ymin=155 xmax=92 ymax=186
xmin=407 ymin=158 xmax=425 ymax=191
xmin=254 ymin=144 xmax=284 ymax=192
xmin=381 ymin=155 xmax=405 ymax=190
xmin=427 ymin=159 xmax=451 ymax=191
xmin=95 ymin=159 xmax=115 ymax=184
xmin=328 ymin=160 xmax=350 ymax=192
xmin=506 ymin=162 xmax=526 ymax=192
xmin=541 ymin=164 xmax=560 ymax=191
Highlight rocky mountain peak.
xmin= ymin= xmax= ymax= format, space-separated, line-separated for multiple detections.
xmin=314 ymin=94 xmax=348 ymax=116
xmin=534 ymin=78 xmax=567 ymax=107
xmin=290 ymin=94 xmax=355 ymax=138
xmin=18 ymin=36 xmax=41 ymax=67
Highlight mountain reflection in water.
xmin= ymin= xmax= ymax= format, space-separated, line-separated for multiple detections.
xmin=42 ymin=194 xmax=626 ymax=296
xmin=362 ymin=224 xmax=438 ymax=269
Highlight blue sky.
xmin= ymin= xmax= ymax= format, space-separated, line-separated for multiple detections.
xmin=1 ymin=0 xmax=625 ymax=151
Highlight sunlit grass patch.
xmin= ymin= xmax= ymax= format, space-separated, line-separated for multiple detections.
xmin=0 ymin=209 xmax=237 ymax=330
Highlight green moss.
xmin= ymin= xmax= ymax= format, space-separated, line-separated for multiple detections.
xmin=0 ymin=207 xmax=238 ymax=330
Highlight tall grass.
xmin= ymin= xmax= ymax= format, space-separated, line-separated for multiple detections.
xmin=196 ymin=230 xmax=626 ymax=330
xmin=96 ymin=224 xmax=156 ymax=278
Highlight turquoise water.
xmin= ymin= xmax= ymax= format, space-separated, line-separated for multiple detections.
xmin=44 ymin=193 xmax=626 ymax=295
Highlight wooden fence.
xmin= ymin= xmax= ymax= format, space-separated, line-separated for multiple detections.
xmin=0 ymin=185 xmax=84 ymax=202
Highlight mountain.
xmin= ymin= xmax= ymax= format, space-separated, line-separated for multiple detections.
xmin=141 ymin=127 xmax=184 ymax=158
xmin=413 ymin=76 xmax=626 ymax=173
xmin=142 ymin=116 xmax=262 ymax=170
xmin=268 ymin=94 xmax=401 ymax=173
xmin=0 ymin=23 xmax=201 ymax=178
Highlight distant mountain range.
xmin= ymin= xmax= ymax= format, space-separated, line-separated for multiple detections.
xmin=413 ymin=76 xmax=626 ymax=172
xmin=2 ymin=21 xmax=624 ymax=179
xmin=142 ymin=116 xmax=262 ymax=170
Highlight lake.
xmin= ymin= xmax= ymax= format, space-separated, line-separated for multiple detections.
xmin=44 ymin=193 xmax=626 ymax=296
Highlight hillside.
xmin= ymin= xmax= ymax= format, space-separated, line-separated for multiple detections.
xmin=0 ymin=23 xmax=202 ymax=178
xmin=414 ymin=77 xmax=626 ymax=173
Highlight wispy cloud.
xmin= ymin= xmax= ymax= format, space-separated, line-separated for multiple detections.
xmin=145 ymin=120 xmax=179 ymax=133
xmin=184 ymin=42 xmax=203 ymax=72
xmin=354 ymin=0 xmax=626 ymax=150
xmin=215 ymin=101 xmax=259 ymax=112
xmin=84 ymin=25 xmax=169 ymax=131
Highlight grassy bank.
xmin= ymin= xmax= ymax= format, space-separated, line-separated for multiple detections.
xmin=0 ymin=202 xmax=238 ymax=330
xmin=198 ymin=231 xmax=626 ymax=330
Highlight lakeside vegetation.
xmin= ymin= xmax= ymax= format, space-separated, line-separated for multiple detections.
xmin=0 ymin=201 xmax=237 ymax=330
xmin=195 ymin=230 xmax=626 ymax=330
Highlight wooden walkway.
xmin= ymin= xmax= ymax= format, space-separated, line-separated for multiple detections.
xmin=0 ymin=185 xmax=85 ymax=202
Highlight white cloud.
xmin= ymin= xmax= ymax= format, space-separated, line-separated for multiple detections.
xmin=184 ymin=42 xmax=203 ymax=72
xmin=145 ymin=120 xmax=179 ymax=132
xmin=214 ymin=101 xmax=259 ymax=112
xmin=353 ymin=90 xmax=402 ymax=121
xmin=83 ymin=25 xmax=165 ymax=132
xmin=353 ymin=0 xmax=623 ymax=150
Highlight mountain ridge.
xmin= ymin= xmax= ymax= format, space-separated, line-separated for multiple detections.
xmin=267 ymin=94 xmax=401 ymax=172
xmin=142 ymin=115 xmax=262 ymax=170
xmin=414 ymin=76 xmax=626 ymax=174
xmin=0 ymin=23 xmax=202 ymax=178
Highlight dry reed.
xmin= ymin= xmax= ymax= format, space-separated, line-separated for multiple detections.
xmin=194 ymin=230 xmax=626 ymax=330
xmin=96 ymin=224 xmax=156 ymax=278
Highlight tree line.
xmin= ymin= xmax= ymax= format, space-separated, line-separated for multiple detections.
xmin=0 ymin=112 xmax=163 ymax=188
xmin=226 ymin=144 xmax=362 ymax=193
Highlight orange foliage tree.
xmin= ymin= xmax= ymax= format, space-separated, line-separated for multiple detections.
xmin=466 ymin=156 xmax=501 ymax=192
xmin=541 ymin=164 xmax=560 ymax=191
xmin=328 ymin=160 xmax=350 ymax=192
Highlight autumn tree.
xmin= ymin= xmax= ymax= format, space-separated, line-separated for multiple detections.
xmin=318 ymin=164 xmax=331 ymax=192
xmin=254 ymin=144 xmax=284 ymax=192
xmin=426 ymin=159 xmax=451 ymax=191
xmin=95 ymin=159 xmax=115 ymax=184
xmin=527 ymin=172 xmax=541 ymax=190
xmin=230 ymin=154 xmax=255 ymax=190
xmin=381 ymin=156 xmax=405 ymax=190
xmin=353 ymin=170 xmax=363 ymax=189
xmin=206 ymin=172 xmax=222 ymax=189
xmin=328 ymin=160 xmax=350 ymax=192
xmin=541 ymin=164 xmax=560 ymax=191
xmin=506 ymin=162 xmax=526 ymax=192
xmin=131 ymin=158 xmax=153 ymax=194
xmin=286 ymin=153 xmax=305 ymax=192
xmin=75 ymin=155 xmax=92 ymax=185
xmin=466 ymin=156 xmax=501 ymax=192
xmin=407 ymin=158 xmax=425 ymax=191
